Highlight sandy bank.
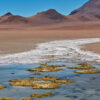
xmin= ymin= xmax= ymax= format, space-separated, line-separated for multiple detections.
xmin=83 ymin=42 xmax=100 ymax=54
xmin=1 ymin=22 xmax=100 ymax=55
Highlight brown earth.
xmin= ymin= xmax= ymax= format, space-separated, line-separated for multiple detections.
xmin=83 ymin=42 xmax=100 ymax=54
xmin=0 ymin=21 xmax=100 ymax=55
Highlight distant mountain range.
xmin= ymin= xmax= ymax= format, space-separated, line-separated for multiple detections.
xmin=0 ymin=0 xmax=100 ymax=26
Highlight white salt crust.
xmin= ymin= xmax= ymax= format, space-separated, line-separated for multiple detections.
xmin=0 ymin=38 xmax=100 ymax=64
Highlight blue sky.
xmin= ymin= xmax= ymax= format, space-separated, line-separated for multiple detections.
xmin=0 ymin=0 xmax=89 ymax=17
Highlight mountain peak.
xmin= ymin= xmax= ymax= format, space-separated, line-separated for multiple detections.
xmin=35 ymin=9 xmax=66 ymax=20
xmin=70 ymin=0 xmax=100 ymax=16
xmin=44 ymin=9 xmax=59 ymax=14
xmin=2 ymin=12 xmax=13 ymax=17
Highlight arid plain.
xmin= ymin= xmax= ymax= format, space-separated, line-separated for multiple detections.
xmin=0 ymin=21 xmax=100 ymax=55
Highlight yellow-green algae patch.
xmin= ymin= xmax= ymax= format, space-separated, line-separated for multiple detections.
xmin=28 ymin=64 xmax=65 ymax=72
xmin=33 ymin=75 xmax=60 ymax=81
xmin=0 ymin=98 xmax=14 ymax=100
xmin=30 ymin=92 xmax=54 ymax=98
xmin=9 ymin=76 xmax=75 ymax=89
xmin=0 ymin=85 xmax=6 ymax=90
xmin=22 ymin=97 xmax=33 ymax=100
xmin=41 ymin=64 xmax=66 ymax=68
xmin=32 ymin=82 xmax=61 ymax=89
xmin=68 ymin=62 xmax=95 ymax=70
xmin=75 ymin=70 xmax=100 ymax=74
xmin=9 ymin=75 xmax=60 ymax=87
xmin=10 ymin=79 xmax=61 ymax=89
xmin=32 ymin=77 xmax=75 ymax=89
xmin=10 ymin=75 xmax=60 ymax=86
xmin=55 ymin=80 xmax=75 ymax=84
xmin=33 ymin=72 xmax=41 ymax=75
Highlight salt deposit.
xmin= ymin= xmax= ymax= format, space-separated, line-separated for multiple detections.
xmin=0 ymin=38 xmax=100 ymax=64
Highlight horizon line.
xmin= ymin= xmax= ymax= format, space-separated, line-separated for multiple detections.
xmin=0 ymin=8 xmax=72 ymax=17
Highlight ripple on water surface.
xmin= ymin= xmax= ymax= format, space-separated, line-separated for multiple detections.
xmin=0 ymin=61 xmax=100 ymax=100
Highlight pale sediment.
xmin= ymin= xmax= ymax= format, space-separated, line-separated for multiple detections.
xmin=0 ymin=38 xmax=100 ymax=64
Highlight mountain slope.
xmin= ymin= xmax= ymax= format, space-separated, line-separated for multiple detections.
xmin=70 ymin=0 xmax=100 ymax=16
xmin=29 ymin=9 xmax=68 ymax=25
xmin=30 ymin=9 xmax=66 ymax=20
xmin=1 ymin=0 xmax=100 ymax=26
xmin=0 ymin=12 xmax=30 ymax=24
xmin=0 ymin=9 xmax=67 ymax=25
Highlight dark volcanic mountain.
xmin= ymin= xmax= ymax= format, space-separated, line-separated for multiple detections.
xmin=0 ymin=9 xmax=67 ymax=25
xmin=70 ymin=0 xmax=100 ymax=17
xmin=28 ymin=9 xmax=67 ymax=25
xmin=1 ymin=0 xmax=100 ymax=25
xmin=0 ymin=12 xmax=30 ymax=24
xmin=34 ymin=9 xmax=66 ymax=20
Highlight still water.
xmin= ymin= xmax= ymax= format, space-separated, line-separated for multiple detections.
xmin=0 ymin=61 xmax=100 ymax=100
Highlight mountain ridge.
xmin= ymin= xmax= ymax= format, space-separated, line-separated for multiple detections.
xmin=70 ymin=0 xmax=100 ymax=16
xmin=0 ymin=0 xmax=100 ymax=25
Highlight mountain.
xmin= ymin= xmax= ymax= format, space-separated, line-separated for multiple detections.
xmin=0 ymin=12 xmax=30 ymax=24
xmin=70 ymin=0 xmax=100 ymax=19
xmin=2 ymin=12 xmax=13 ymax=17
xmin=29 ymin=9 xmax=67 ymax=25
xmin=0 ymin=9 xmax=67 ymax=25
xmin=1 ymin=0 xmax=100 ymax=26
xmin=34 ymin=9 xmax=66 ymax=20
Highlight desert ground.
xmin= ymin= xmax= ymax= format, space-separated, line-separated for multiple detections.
xmin=0 ymin=21 xmax=100 ymax=55
xmin=83 ymin=42 xmax=100 ymax=54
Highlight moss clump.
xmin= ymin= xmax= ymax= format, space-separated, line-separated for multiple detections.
xmin=41 ymin=64 xmax=66 ymax=68
xmin=0 ymin=85 xmax=6 ymax=90
xmin=75 ymin=74 xmax=80 ymax=77
xmin=9 ymin=75 xmax=60 ymax=87
xmin=34 ymin=75 xmax=60 ymax=81
xmin=30 ymin=92 xmax=54 ymax=98
xmin=68 ymin=62 xmax=95 ymax=70
xmin=0 ymin=98 xmax=14 ymax=100
xmin=9 ymin=76 xmax=75 ymax=89
xmin=33 ymin=72 xmax=41 ymax=75
xmin=22 ymin=97 xmax=33 ymax=100
xmin=32 ymin=82 xmax=61 ymax=89
xmin=55 ymin=80 xmax=76 ymax=84
xmin=75 ymin=70 xmax=100 ymax=74
xmin=11 ymin=73 xmax=15 ymax=74
xmin=28 ymin=64 xmax=64 ymax=72
xmin=9 ymin=79 xmax=34 ymax=86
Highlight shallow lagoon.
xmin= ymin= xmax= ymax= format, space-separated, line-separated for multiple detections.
xmin=0 ymin=61 xmax=100 ymax=100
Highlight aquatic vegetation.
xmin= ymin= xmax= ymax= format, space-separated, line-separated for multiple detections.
xmin=75 ymin=70 xmax=100 ymax=74
xmin=35 ymin=75 xmax=60 ymax=81
xmin=0 ymin=98 xmax=14 ymax=100
xmin=75 ymin=74 xmax=80 ymax=77
xmin=9 ymin=75 xmax=75 ymax=89
xmin=33 ymin=72 xmax=41 ymax=75
xmin=11 ymin=73 xmax=15 ymax=74
xmin=28 ymin=64 xmax=65 ymax=72
xmin=22 ymin=97 xmax=33 ymax=100
xmin=79 ymin=62 xmax=94 ymax=67
xmin=41 ymin=64 xmax=66 ymax=68
xmin=10 ymin=79 xmax=33 ymax=86
xmin=55 ymin=80 xmax=76 ymax=84
xmin=10 ymin=79 xmax=61 ymax=89
xmin=28 ymin=67 xmax=62 ymax=72
xmin=32 ymin=82 xmax=61 ymax=89
xmin=30 ymin=92 xmax=54 ymax=98
xmin=68 ymin=62 xmax=95 ymax=70
xmin=0 ymin=85 xmax=6 ymax=90
xmin=9 ymin=75 xmax=60 ymax=87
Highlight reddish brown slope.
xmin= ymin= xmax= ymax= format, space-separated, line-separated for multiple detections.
xmin=28 ymin=9 xmax=68 ymax=25
xmin=0 ymin=12 xmax=31 ymax=24
xmin=70 ymin=0 xmax=100 ymax=20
